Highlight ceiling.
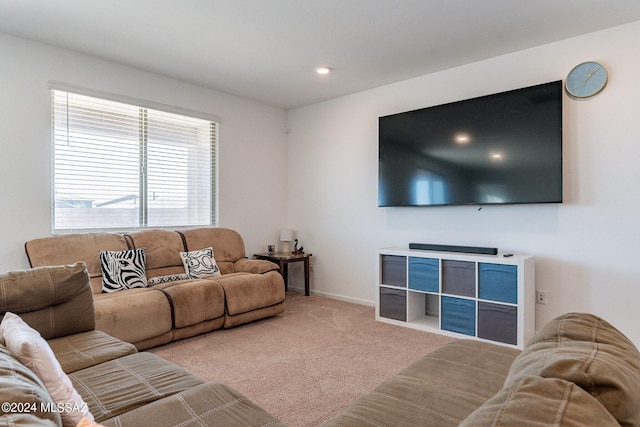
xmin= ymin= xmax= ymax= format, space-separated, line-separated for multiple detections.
xmin=2 ymin=0 xmax=640 ymax=110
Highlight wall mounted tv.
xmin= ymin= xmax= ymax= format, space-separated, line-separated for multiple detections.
xmin=378 ymin=80 xmax=563 ymax=207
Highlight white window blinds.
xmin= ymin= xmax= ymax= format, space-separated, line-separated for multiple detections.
xmin=51 ymin=89 xmax=217 ymax=232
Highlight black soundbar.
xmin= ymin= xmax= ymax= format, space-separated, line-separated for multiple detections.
xmin=408 ymin=243 xmax=498 ymax=255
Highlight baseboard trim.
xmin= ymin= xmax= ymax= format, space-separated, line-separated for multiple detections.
xmin=287 ymin=286 xmax=375 ymax=307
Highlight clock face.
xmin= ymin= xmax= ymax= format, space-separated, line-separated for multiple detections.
xmin=565 ymin=61 xmax=608 ymax=98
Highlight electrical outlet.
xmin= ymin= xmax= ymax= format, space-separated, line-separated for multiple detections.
xmin=309 ymin=263 xmax=315 ymax=273
xmin=536 ymin=290 xmax=547 ymax=304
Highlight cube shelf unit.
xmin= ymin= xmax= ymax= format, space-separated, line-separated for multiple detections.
xmin=377 ymin=247 xmax=535 ymax=349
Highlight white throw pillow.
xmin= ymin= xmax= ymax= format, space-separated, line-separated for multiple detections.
xmin=180 ymin=247 xmax=221 ymax=279
xmin=99 ymin=248 xmax=148 ymax=293
xmin=0 ymin=312 xmax=93 ymax=427
xmin=76 ymin=416 xmax=107 ymax=426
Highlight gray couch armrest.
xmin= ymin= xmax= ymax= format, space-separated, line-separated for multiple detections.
xmin=234 ymin=258 xmax=279 ymax=274
xmin=0 ymin=262 xmax=96 ymax=339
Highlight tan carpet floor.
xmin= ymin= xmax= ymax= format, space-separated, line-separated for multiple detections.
xmin=149 ymin=291 xmax=455 ymax=426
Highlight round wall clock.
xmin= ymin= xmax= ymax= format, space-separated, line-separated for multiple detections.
xmin=565 ymin=61 xmax=608 ymax=98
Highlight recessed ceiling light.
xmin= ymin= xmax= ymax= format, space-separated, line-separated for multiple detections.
xmin=315 ymin=66 xmax=333 ymax=75
xmin=454 ymin=134 xmax=471 ymax=144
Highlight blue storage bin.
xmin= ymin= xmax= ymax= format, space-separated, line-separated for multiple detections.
xmin=478 ymin=263 xmax=517 ymax=304
xmin=478 ymin=302 xmax=517 ymax=345
xmin=441 ymin=296 xmax=475 ymax=336
xmin=409 ymin=257 xmax=439 ymax=292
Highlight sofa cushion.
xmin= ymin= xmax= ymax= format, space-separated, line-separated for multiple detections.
xmin=156 ymin=279 xmax=225 ymax=329
xmin=125 ymin=229 xmax=185 ymax=272
xmin=0 ymin=345 xmax=62 ymax=425
xmin=180 ymin=247 xmax=221 ymax=279
xmin=0 ymin=313 xmax=92 ymax=426
xmin=234 ymin=258 xmax=280 ymax=274
xmin=48 ymin=331 xmax=137 ymax=374
xmin=505 ymin=312 xmax=640 ymax=426
xmin=69 ymin=352 xmax=204 ymax=423
xmin=0 ymin=262 xmax=95 ymax=339
xmin=460 ymin=376 xmax=619 ymax=426
xmin=324 ymin=340 xmax=520 ymax=427
xmin=92 ymin=289 xmax=172 ymax=345
xmin=216 ymin=272 xmax=285 ymax=316
xmin=99 ymin=249 xmax=148 ymax=293
xmin=179 ymin=228 xmax=246 ymax=274
xmin=100 ymin=382 xmax=285 ymax=427
xmin=25 ymin=233 xmax=130 ymax=294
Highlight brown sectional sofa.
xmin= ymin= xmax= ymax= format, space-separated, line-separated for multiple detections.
xmin=0 ymin=262 xmax=284 ymax=426
xmin=25 ymin=227 xmax=285 ymax=350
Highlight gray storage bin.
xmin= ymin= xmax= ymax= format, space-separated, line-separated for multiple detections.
xmin=379 ymin=287 xmax=406 ymax=321
xmin=442 ymin=260 xmax=475 ymax=297
xmin=381 ymin=255 xmax=407 ymax=287
xmin=477 ymin=302 xmax=517 ymax=345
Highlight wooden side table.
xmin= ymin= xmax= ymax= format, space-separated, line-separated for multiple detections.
xmin=254 ymin=252 xmax=312 ymax=296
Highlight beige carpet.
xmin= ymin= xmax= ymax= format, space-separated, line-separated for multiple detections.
xmin=149 ymin=292 xmax=455 ymax=426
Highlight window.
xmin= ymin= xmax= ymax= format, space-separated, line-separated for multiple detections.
xmin=51 ymin=87 xmax=217 ymax=232
xmin=414 ymin=169 xmax=445 ymax=205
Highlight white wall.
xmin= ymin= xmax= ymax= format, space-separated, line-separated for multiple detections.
xmin=287 ymin=22 xmax=640 ymax=344
xmin=0 ymin=32 xmax=288 ymax=271
xmin=2 ymin=22 xmax=640 ymax=344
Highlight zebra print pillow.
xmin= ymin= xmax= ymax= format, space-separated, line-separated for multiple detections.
xmin=99 ymin=248 xmax=148 ymax=293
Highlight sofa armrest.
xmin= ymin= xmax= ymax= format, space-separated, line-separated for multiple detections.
xmin=0 ymin=262 xmax=95 ymax=340
xmin=233 ymin=258 xmax=279 ymax=274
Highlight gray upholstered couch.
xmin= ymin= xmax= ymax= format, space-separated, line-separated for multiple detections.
xmin=324 ymin=312 xmax=640 ymax=426
xmin=25 ymin=227 xmax=285 ymax=350
xmin=0 ymin=262 xmax=284 ymax=426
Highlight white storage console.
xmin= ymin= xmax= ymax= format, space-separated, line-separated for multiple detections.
xmin=377 ymin=247 xmax=535 ymax=349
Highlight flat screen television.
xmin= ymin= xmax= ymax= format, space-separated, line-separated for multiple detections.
xmin=378 ymin=80 xmax=563 ymax=207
